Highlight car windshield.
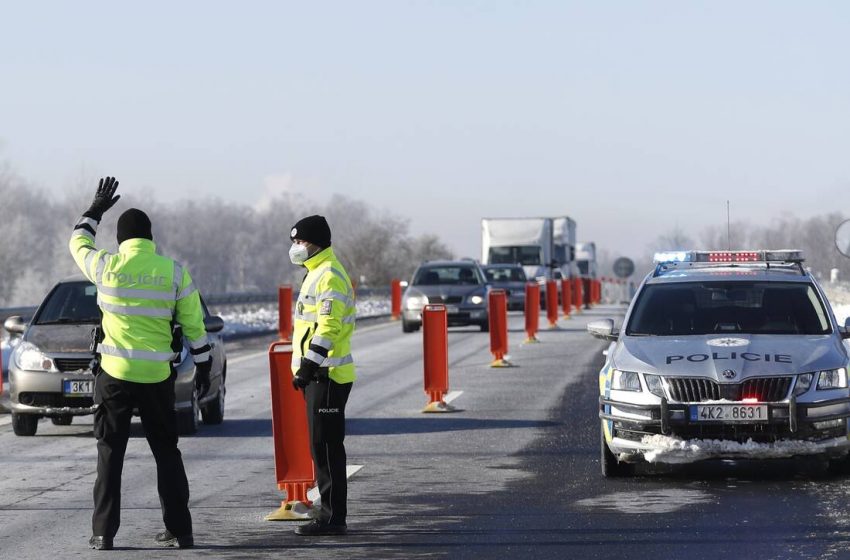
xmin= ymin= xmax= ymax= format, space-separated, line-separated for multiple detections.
xmin=488 ymin=246 xmax=541 ymax=266
xmin=414 ymin=266 xmax=483 ymax=286
xmin=35 ymin=282 xmax=101 ymax=324
xmin=626 ymin=281 xmax=831 ymax=336
xmin=484 ymin=267 xmax=527 ymax=282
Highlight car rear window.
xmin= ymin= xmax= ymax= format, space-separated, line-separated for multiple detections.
xmin=626 ymin=281 xmax=831 ymax=336
xmin=484 ymin=267 xmax=527 ymax=282
xmin=414 ymin=266 xmax=483 ymax=286
xmin=36 ymin=282 xmax=101 ymax=324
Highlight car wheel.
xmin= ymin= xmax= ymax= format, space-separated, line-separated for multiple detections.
xmin=402 ymin=319 xmax=419 ymax=333
xmin=202 ymin=367 xmax=225 ymax=425
xmin=51 ymin=415 xmax=73 ymax=426
xmin=176 ymin=389 xmax=200 ymax=436
xmin=600 ymin=422 xmax=634 ymax=477
xmin=12 ymin=413 xmax=39 ymax=436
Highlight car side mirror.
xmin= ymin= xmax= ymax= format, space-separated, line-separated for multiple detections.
xmin=204 ymin=316 xmax=225 ymax=333
xmin=587 ymin=318 xmax=619 ymax=341
xmin=841 ymin=317 xmax=850 ymax=340
xmin=4 ymin=315 xmax=26 ymax=336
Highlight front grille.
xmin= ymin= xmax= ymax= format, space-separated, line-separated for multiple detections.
xmin=427 ymin=296 xmax=463 ymax=304
xmin=666 ymin=377 xmax=792 ymax=403
xmin=54 ymin=357 xmax=94 ymax=372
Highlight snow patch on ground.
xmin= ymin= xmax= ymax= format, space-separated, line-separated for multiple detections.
xmin=574 ymin=489 xmax=714 ymax=514
xmin=641 ymin=434 xmax=833 ymax=464
xmin=215 ymin=297 xmax=390 ymax=338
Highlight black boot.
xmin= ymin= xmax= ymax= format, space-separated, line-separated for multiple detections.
xmin=155 ymin=530 xmax=194 ymax=548
xmin=294 ymin=519 xmax=347 ymax=536
xmin=89 ymin=536 xmax=113 ymax=550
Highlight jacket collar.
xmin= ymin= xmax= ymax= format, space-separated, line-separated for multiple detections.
xmin=304 ymin=247 xmax=334 ymax=271
xmin=118 ymin=238 xmax=157 ymax=254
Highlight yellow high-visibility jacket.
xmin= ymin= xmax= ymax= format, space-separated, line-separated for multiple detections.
xmin=69 ymin=215 xmax=209 ymax=383
xmin=292 ymin=247 xmax=356 ymax=384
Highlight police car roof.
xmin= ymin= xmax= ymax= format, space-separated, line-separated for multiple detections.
xmin=647 ymin=264 xmax=811 ymax=285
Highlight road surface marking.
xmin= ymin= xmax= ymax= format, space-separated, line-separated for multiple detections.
xmin=444 ymin=390 xmax=463 ymax=404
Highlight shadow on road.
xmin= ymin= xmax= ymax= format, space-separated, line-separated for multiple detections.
xmin=347 ymin=417 xmax=558 ymax=436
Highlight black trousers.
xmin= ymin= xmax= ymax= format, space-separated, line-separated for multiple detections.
xmin=92 ymin=370 xmax=192 ymax=539
xmin=304 ymin=378 xmax=353 ymax=526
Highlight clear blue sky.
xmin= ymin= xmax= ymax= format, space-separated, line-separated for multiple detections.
xmin=2 ymin=1 xmax=848 ymax=262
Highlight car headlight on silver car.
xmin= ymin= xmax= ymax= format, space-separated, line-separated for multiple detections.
xmin=644 ymin=374 xmax=665 ymax=398
xmin=14 ymin=341 xmax=58 ymax=372
xmin=612 ymin=369 xmax=642 ymax=392
xmin=469 ymin=295 xmax=485 ymax=305
xmin=794 ymin=373 xmax=814 ymax=396
xmin=404 ymin=293 xmax=428 ymax=309
xmin=816 ymin=368 xmax=847 ymax=390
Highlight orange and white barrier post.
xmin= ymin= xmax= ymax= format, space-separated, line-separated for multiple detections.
xmin=524 ymin=282 xmax=540 ymax=343
xmin=561 ymin=278 xmax=572 ymax=320
xmin=265 ymin=342 xmax=314 ymax=521
xmin=573 ymin=277 xmax=583 ymax=314
xmin=546 ymin=280 xmax=559 ymax=329
xmin=278 ymin=285 xmax=293 ymax=342
xmin=391 ymin=279 xmax=402 ymax=321
xmin=488 ymin=290 xmax=511 ymax=367
xmin=422 ymin=305 xmax=456 ymax=412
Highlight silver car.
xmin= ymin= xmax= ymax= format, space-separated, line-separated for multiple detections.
xmin=589 ymin=250 xmax=850 ymax=476
xmin=4 ymin=277 xmax=227 ymax=436
xmin=401 ymin=260 xmax=490 ymax=333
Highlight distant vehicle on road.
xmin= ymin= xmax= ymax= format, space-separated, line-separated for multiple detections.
xmin=4 ymin=277 xmax=227 ymax=436
xmin=575 ymin=242 xmax=597 ymax=279
xmin=589 ymin=250 xmax=850 ymax=476
xmin=401 ymin=260 xmax=490 ymax=333
xmin=482 ymin=264 xmax=527 ymax=311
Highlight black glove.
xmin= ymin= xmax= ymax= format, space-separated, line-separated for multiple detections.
xmin=84 ymin=176 xmax=121 ymax=221
xmin=292 ymin=359 xmax=319 ymax=391
xmin=195 ymin=358 xmax=212 ymax=398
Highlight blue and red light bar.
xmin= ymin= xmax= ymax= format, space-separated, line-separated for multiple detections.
xmin=654 ymin=250 xmax=804 ymax=265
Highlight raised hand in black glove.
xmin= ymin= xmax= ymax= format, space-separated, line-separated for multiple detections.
xmin=84 ymin=176 xmax=121 ymax=220
xmin=292 ymin=359 xmax=319 ymax=391
xmin=195 ymin=358 xmax=212 ymax=398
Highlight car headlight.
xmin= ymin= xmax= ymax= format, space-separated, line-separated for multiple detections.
xmin=817 ymin=368 xmax=847 ymax=390
xmin=14 ymin=342 xmax=57 ymax=372
xmin=469 ymin=295 xmax=485 ymax=305
xmin=644 ymin=374 xmax=665 ymax=398
xmin=405 ymin=295 xmax=428 ymax=309
xmin=612 ymin=369 xmax=642 ymax=392
xmin=794 ymin=373 xmax=814 ymax=396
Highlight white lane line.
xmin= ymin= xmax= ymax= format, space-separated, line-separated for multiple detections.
xmin=0 ymin=416 xmax=11 ymax=426
xmin=444 ymin=390 xmax=463 ymax=404
xmin=307 ymin=465 xmax=364 ymax=502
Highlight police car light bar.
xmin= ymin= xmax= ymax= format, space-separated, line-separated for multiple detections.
xmin=654 ymin=250 xmax=804 ymax=265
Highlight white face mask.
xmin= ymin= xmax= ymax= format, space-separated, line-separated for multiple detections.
xmin=289 ymin=243 xmax=310 ymax=265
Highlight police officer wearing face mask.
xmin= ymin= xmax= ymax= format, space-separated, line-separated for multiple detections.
xmin=288 ymin=215 xmax=356 ymax=536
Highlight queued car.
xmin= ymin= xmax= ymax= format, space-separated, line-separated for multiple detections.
xmin=482 ymin=264 xmax=527 ymax=311
xmin=4 ymin=277 xmax=227 ymax=436
xmin=590 ymin=250 xmax=850 ymax=476
xmin=401 ymin=260 xmax=490 ymax=333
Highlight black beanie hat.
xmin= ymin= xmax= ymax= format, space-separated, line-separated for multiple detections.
xmin=290 ymin=215 xmax=331 ymax=248
xmin=117 ymin=208 xmax=153 ymax=245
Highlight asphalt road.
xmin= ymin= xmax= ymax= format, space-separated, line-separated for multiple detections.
xmin=2 ymin=305 xmax=850 ymax=559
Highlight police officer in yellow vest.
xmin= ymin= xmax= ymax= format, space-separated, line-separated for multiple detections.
xmin=69 ymin=178 xmax=211 ymax=551
xmin=289 ymin=215 xmax=356 ymax=536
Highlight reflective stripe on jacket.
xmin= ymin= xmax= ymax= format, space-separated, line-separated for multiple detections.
xmin=69 ymin=215 xmax=209 ymax=383
xmin=291 ymin=247 xmax=356 ymax=384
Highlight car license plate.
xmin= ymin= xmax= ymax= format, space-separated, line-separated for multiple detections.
xmin=446 ymin=306 xmax=460 ymax=314
xmin=690 ymin=404 xmax=768 ymax=422
xmin=63 ymin=379 xmax=93 ymax=397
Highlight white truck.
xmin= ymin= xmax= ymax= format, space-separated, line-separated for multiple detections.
xmin=575 ymin=242 xmax=598 ymax=278
xmin=553 ymin=217 xmax=577 ymax=279
xmin=482 ymin=217 xmax=577 ymax=282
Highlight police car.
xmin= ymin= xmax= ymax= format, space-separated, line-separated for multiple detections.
xmin=588 ymin=250 xmax=850 ymax=476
